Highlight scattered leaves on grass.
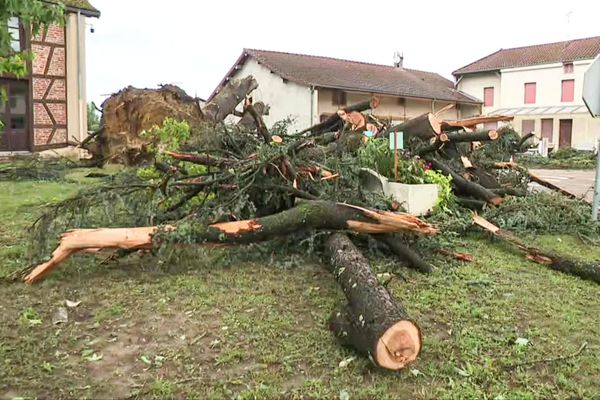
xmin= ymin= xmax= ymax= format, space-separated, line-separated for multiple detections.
xmin=81 ymin=349 xmax=103 ymax=362
xmin=338 ymin=356 xmax=356 ymax=369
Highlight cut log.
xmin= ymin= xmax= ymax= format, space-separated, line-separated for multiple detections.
xmin=300 ymin=97 xmax=380 ymax=135
xmin=425 ymin=157 xmax=503 ymax=205
xmin=338 ymin=110 xmax=366 ymax=132
xmin=326 ymin=233 xmax=422 ymax=370
xmin=382 ymin=113 xmax=441 ymax=143
xmin=202 ymin=76 xmax=259 ymax=123
xmin=445 ymin=129 xmax=500 ymax=143
xmin=24 ymin=201 xmax=438 ymax=284
xmin=440 ymin=115 xmax=513 ymax=132
xmin=374 ymin=234 xmax=433 ymax=273
xmin=473 ymin=215 xmax=600 ymax=284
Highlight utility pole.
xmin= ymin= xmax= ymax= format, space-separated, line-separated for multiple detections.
xmin=582 ymin=54 xmax=600 ymax=221
xmin=592 ymin=138 xmax=600 ymax=221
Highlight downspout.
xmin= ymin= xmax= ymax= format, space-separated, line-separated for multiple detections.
xmin=310 ymin=86 xmax=315 ymax=126
xmin=76 ymin=11 xmax=84 ymax=140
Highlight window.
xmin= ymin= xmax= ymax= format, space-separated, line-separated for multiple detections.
xmin=563 ymin=63 xmax=574 ymax=73
xmin=332 ymin=90 xmax=347 ymax=106
xmin=0 ymin=79 xmax=30 ymax=151
xmin=524 ymin=83 xmax=536 ymax=104
xmin=7 ymin=17 xmax=22 ymax=53
xmin=483 ymin=87 xmax=494 ymax=107
xmin=522 ymin=119 xmax=535 ymax=134
xmin=561 ymin=79 xmax=574 ymax=102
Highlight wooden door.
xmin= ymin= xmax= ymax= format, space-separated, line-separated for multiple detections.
xmin=541 ymin=118 xmax=553 ymax=141
xmin=558 ymin=119 xmax=572 ymax=148
xmin=0 ymin=79 xmax=30 ymax=151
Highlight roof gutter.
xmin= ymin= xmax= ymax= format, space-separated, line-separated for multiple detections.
xmin=313 ymin=84 xmax=481 ymax=105
xmin=40 ymin=1 xmax=101 ymax=18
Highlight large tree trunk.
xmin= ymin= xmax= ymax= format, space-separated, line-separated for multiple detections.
xmin=473 ymin=215 xmax=600 ymax=284
xmin=24 ymin=201 xmax=438 ymax=284
xmin=382 ymin=113 xmax=441 ymax=144
xmin=326 ymin=233 xmax=422 ymax=370
xmin=202 ymin=76 xmax=259 ymax=123
xmin=442 ymin=129 xmax=500 ymax=143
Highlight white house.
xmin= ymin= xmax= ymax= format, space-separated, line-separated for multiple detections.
xmin=454 ymin=36 xmax=600 ymax=150
xmin=209 ymin=49 xmax=481 ymax=132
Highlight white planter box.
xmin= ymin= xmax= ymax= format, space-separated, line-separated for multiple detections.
xmin=359 ymin=168 xmax=439 ymax=216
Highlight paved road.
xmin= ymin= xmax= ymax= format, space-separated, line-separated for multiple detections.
xmin=530 ymin=169 xmax=596 ymax=202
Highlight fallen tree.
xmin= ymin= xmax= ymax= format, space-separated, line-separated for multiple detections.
xmin=82 ymin=76 xmax=259 ymax=165
xmin=20 ymin=76 xmax=600 ymax=372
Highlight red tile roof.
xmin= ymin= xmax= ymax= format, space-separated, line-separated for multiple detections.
xmin=209 ymin=49 xmax=480 ymax=104
xmin=454 ymin=36 xmax=600 ymax=75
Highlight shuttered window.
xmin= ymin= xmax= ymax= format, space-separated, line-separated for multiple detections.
xmin=483 ymin=87 xmax=494 ymax=107
xmin=561 ymin=80 xmax=574 ymax=102
xmin=522 ymin=119 xmax=535 ymax=134
xmin=524 ymin=83 xmax=536 ymax=104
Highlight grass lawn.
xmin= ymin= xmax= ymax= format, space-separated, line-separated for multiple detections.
xmin=0 ymin=176 xmax=599 ymax=400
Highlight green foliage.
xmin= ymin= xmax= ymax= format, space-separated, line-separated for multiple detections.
xmin=517 ymin=148 xmax=596 ymax=169
xmin=358 ymin=138 xmax=454 ymax=211
xmin=471 ymin=125 xmax=522 ymax=163
xmin=482 ymin=191 xmax=600 ymax=237
xmin=87 ymin=102 xmax=100 ymax=132
xmin=137 ymin=118 xmax=207 ymax=181
xmin=0 ymin=157 xmax=72 ymax=181
xmin=0 ymin=0 xmax=64 ymax=77
xmin=357 ymin=137 xmax=396 ymax=178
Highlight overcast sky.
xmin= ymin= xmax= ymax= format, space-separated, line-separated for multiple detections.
xmin=86 ymin=0 xmax=600 ymax=105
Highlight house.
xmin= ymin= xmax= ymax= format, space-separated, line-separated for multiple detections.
xmin=209 ymin=49 xmax=482 ymax=132
xmin=1 ymin=0 xmax=100 ymax=153
xmin=454 ymin=36 xmax=600 ymax=150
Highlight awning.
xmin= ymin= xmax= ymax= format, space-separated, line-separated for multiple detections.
xmin=489 ymin=105 xmax=589 ymax=116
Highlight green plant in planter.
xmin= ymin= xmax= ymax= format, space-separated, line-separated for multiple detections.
xmin=358 ymin=138 xmax=454 ymax=211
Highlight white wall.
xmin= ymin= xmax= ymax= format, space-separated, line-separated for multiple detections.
xmin=456 ymin=71 xmax=501 ymax=115
xmin=65 ymin=12 xmax=87 ymax=142
xmin=499 ymin=61 xmax=590 ymax=107
xmin=231 ymin=58 xmax=314 ymax=132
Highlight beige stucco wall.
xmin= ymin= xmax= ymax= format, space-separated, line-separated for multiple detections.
xmin=230 ymin=58 xmax=315 ymax=132
xmin=65 ymin=12 xmax=88 ymax=143
xmin=510 ymin=114 xmax=600 ymax=150
xmin=317 ymin=89 xmax=475 ymax=124
xmin=457 ymin=60 xmax=598 ymax=149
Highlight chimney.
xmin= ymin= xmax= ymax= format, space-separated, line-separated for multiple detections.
xmin=393 ymin=51 xmax=404 ymax=69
